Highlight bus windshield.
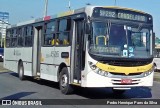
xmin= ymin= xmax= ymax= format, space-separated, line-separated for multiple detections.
xmin=89 ymin=21 xmax=152 ymax=59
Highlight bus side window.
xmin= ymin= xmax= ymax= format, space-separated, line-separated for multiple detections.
xmin=56 ymin=18 xmax=71 ymax=46
xmin=11 ymin=29 xmax=17 ymax=47
xmin=6 ymin=30 xmax=11 ymax=47
xmin=44 ymin=20 xmax=55 ymax=46
xmin=18 ymin=28 xmax=24 ymax=47
xmin=24 ymin=26 xmax=33 ymax=47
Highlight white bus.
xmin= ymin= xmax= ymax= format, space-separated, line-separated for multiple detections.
xmin=4 ymin=6 xmax=155 ymax=94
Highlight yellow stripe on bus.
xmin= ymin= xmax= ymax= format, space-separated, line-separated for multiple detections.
xmin=96 ymin=62 xmax=153 ymax=75
xmin=57 ymin=10 xmax=74 ymax=18
xmin=103 ymin=6 xmax=147 ymax=14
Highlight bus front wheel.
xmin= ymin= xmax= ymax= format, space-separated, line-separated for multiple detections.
xmin=18 ymin=62 xmax=25 ymax=80
xmin=59 ymin=67 xmax=73 ymax=94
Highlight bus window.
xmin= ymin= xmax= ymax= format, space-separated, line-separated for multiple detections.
xmin=24 ymin=26 xmax=33 ymax=47
xmin=17 ymin=28 xmax=23 ymax=47
xmin=56 ymin=19 xmax=70 ymax=46
xmin=44 ymin=21 xmax=55 ymax=46
xmin=6 ymin=30 xmax=11 ymax=47
xmin=11 ymin=29 xmax=17 ymax=47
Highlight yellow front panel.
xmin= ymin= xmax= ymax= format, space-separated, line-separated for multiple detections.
xmin=96 ymin=62 xmax=153 ymax=75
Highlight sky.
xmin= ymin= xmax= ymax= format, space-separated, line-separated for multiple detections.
xmin=0 ymin=0 xmax=160 ymax=37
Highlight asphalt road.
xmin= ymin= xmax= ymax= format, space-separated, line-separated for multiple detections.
xmin=0 ymin=62 xmax=3 ymax=68
xmin=0 ymin=62 xmax=160 ymax=108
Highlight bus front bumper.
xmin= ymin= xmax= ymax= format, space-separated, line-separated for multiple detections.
xmin=81 ymin=71 xmax=154 ymax=88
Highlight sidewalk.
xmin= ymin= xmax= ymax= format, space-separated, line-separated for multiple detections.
xmin=0 ymin=65 xmax=9 ymax=72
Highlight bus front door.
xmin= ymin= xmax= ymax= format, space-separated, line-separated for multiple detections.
xmin=74 ymin=19 xmax=84 ymax=82
xmin=32 ymin=26 xmax=42 ymax=78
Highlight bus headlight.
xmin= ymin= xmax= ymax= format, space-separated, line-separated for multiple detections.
xmin=142 ymin=66 xmax=154 ymax=77
xmin=88 ymin=61 xmax=97 ymax=70
xmin=88 ymin=61 xmax=109 ymax=77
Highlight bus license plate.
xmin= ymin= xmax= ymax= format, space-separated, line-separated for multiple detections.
xmin=121 ymin=79 xmax=132 ymax=84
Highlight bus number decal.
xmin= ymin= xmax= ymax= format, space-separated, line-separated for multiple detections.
xmin=51 ymin=51 xmax=59 ymax=57
xmin=46 ymin=51 xmax=59 ymax=58
xmin=107 ymin=67 xmax=115 ymax=71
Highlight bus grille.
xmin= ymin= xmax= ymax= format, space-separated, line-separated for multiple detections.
xmin=110 ymin=72 xmax=143 ymax=76
xmin=112 ymin=83 xmax=138 ymax=85
xmin=107 ymin=61 xmax=150 ymax=67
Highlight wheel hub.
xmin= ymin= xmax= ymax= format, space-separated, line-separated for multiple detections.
xmin=61 ymin=74 xmax=67 ymax=87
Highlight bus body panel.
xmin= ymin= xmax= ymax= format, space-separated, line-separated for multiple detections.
xmin=4 ymin=47 xmax=32 ymax=76
xmin=82 ymin=70 xmax=153 ymax=87
xmin=40 ymin=64 xmax=58 ymax=81
xmin=40 ymin=46 xmax=71 ymax=82
xmin=54 ymin=46 xmax=71 ymax=67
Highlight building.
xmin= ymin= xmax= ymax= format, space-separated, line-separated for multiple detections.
xmin=0 ymin=12 xmax=9 ymax=47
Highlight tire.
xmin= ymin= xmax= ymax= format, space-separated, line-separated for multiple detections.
xmin=18 ymin=62 xmax=25 ymax=80
xmin=112 ymin=89 xmax=126 ymax=94
xmin=59 ymin=67 xmax=73 ymax=94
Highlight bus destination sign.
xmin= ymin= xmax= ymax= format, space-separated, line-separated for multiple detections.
xmin=93 ymin=8 xmax=150 ymax=22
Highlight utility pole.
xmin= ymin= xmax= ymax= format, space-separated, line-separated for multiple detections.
xmin=67 ymin=1 xmax=71 ymax=11
xmin=44 ymin=0 xmax=48 ymax=17
xmin=114 ymin=0 xmax=117 ymax=6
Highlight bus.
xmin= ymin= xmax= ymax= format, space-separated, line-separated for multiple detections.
xmin=153 ymin=46 xmax=160 ymax=71
xmin=4 ymin=6 xmax=154 ymax=94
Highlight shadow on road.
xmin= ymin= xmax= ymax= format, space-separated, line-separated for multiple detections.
xmin=9 ymin=72 xmax=60 ymax=90
xmin=9 ymin=72 xmax=152 ymax=99
xmin=73 ymin=86 xmax=152 ymax=99
xmin=1 ymin=92 xmax=36 ymax=100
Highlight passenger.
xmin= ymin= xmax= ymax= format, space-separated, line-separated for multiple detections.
xmin=51 ymin=35 xmax=59 ymax=45
xmin=63 ymin=39 xmax=69 ymax=45
xmin=51 ymin=38 xmax=59 ymax=45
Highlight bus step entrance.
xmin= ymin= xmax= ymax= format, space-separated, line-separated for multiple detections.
xmin=34 ymin=72 xmax=40 ymax=80
xmin=73 ymin=79 xmax=81 ymax=84
xmin=34 ymin=76 xmax=40 ymax=80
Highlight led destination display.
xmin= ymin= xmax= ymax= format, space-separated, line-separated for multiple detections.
xmin=93 ymin=7 xmax=152 ymax=23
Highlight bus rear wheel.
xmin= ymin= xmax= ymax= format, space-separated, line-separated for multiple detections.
xmin=18 ymin=62 xmax=25 ymax=80
xmin=59 ymin=67 xmax=73 ymax=94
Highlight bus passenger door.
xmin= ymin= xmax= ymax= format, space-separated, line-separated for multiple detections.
xmin=74 ymin=19 xmax=84 ymax=82
xmin=32 ymin=26 xmax=42 ymax=77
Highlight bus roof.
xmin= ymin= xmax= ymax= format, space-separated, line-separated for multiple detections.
xmin=8 ymin=6 xmax=150 ymax=28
